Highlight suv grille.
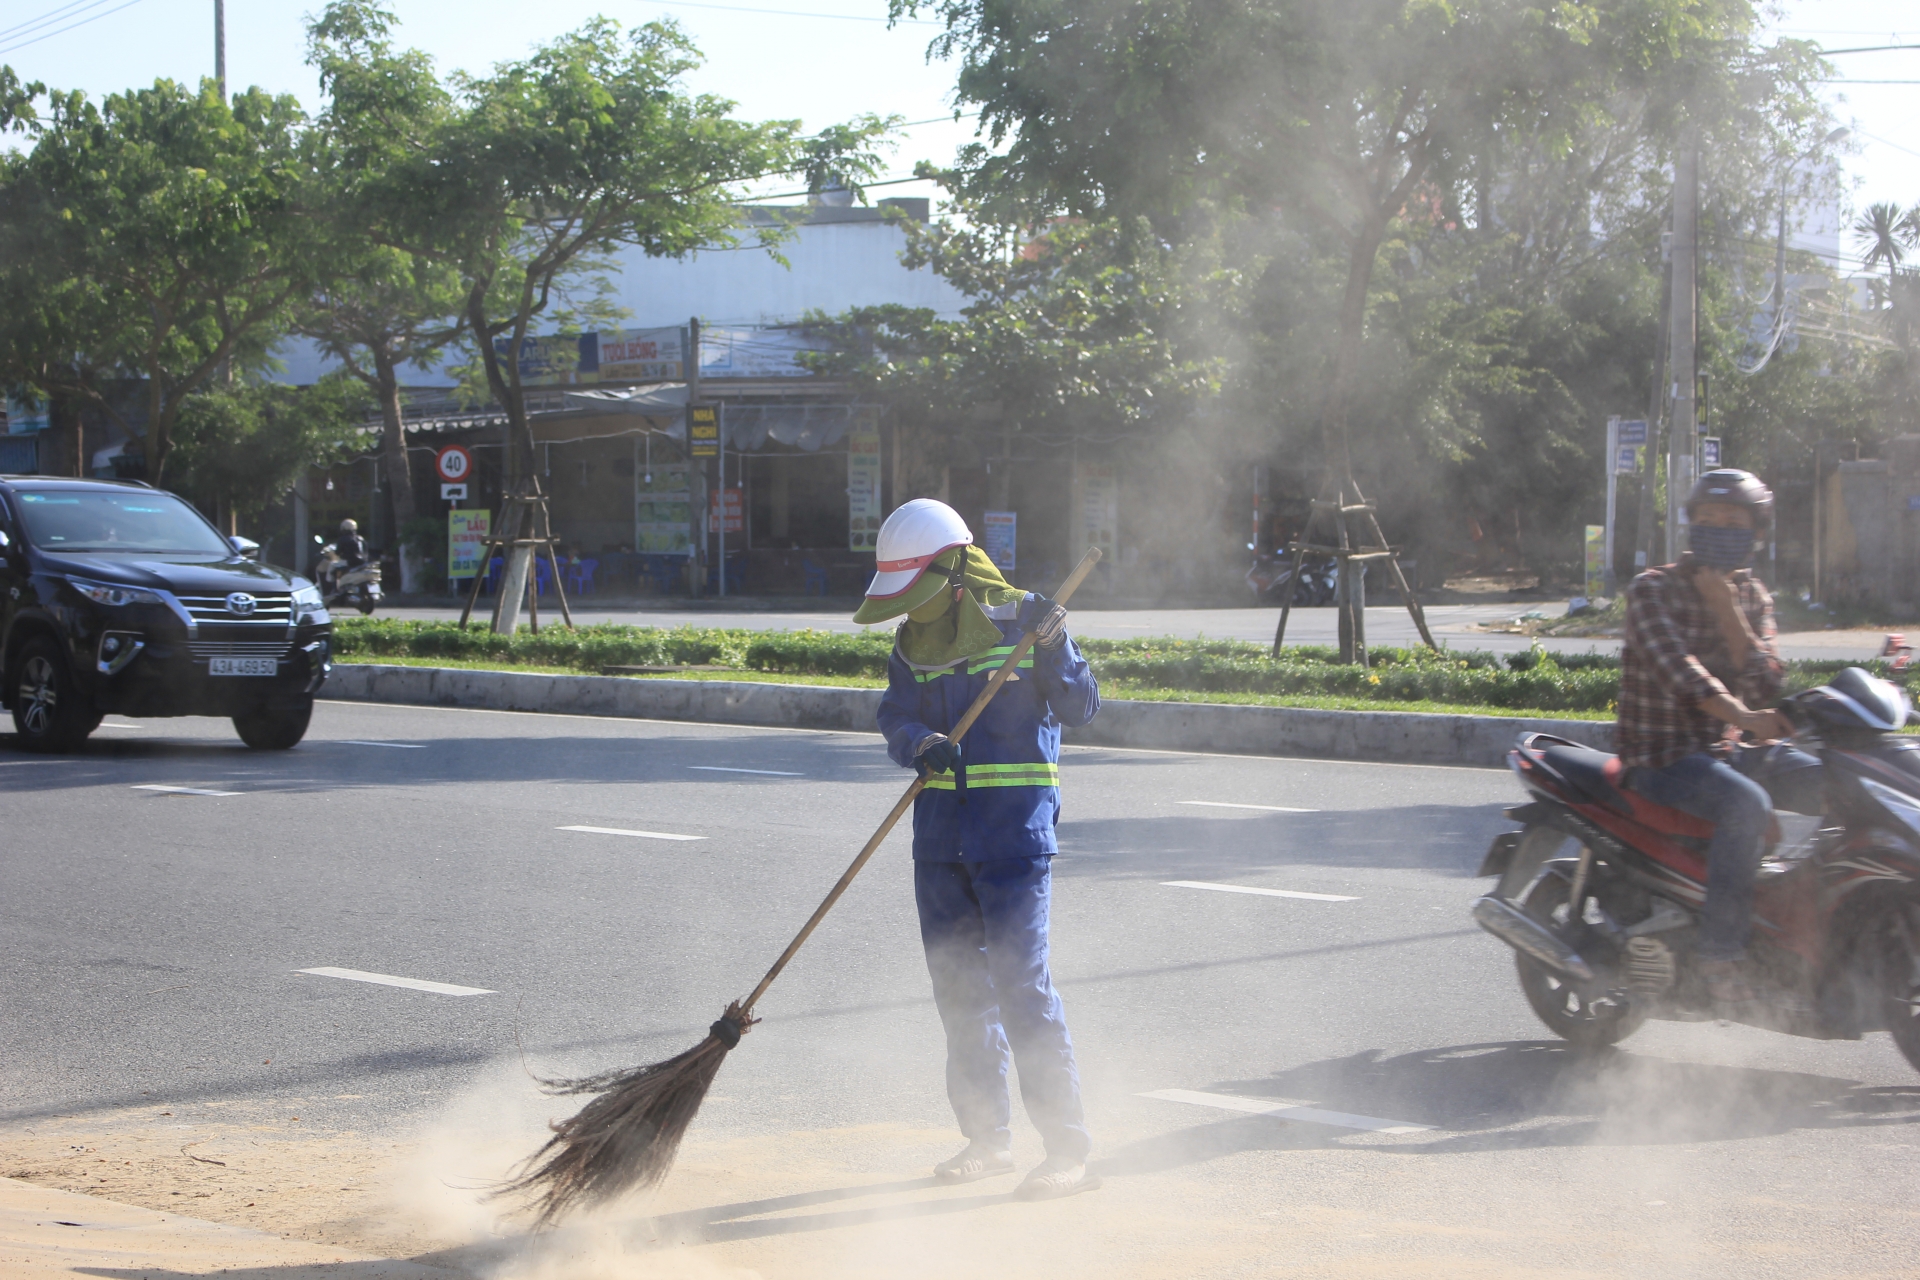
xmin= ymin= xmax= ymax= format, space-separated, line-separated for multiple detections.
xmin=187 ymin=640 xmax=294 ymax=661
xmin=177 ymin=592 xmax=293 ymax=625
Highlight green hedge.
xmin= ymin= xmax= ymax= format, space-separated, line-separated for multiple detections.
xmin=330 ymin=619 xmax=1917 ymax=716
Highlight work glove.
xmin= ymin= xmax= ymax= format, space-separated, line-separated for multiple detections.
xmin=1017 ymin=594 xmax=1069 ymax=649
xmin=917 ymin=735 xmax=962 ymax=776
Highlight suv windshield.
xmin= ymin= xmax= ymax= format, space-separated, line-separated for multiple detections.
xmin=14 ymin=490 xmax=231 ymax=555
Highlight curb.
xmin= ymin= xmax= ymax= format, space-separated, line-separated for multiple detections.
xmin=322 ymin=663 xmax=1613 ymax=767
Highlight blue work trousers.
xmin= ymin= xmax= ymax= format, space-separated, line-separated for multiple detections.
xmin=914 ymin=856 xmax=1090 ymax=1162
xmin=1625 ymin=745 xmax=1822 ymax=963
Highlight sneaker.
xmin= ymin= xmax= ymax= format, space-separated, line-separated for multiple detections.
xmin=1014 ymin=1155 xmax=1101 ymax=1201
xmin=933 ymin=1142 xmax=1014 ymax=1184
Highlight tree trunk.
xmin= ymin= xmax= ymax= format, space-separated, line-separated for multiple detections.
xmin=1319 ymin=212 xmax=1388 ymax=477
xmin=373 ymin=349 xmax=417 ymax=531
xmin=50 ymin=396 xmax=82 ymax=477
xmin=467 ymin=289 xmax=533 ymax=494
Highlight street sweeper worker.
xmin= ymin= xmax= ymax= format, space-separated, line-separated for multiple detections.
xmin=854 ymin=498 xmax=1102 ymax=1202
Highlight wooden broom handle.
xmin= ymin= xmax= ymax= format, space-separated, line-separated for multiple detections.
xmin=738 ymin=546 xmax=1104 ymax=1015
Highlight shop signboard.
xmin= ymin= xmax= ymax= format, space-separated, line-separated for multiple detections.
xmin=635 ymin=464 xmax=693 ymax=554
xmin=982 ymin=510 xmax=1017 ymax=572
xmin=688 ymin=405 xmax=719 ymax=458
xmin=699 ymin=326 xmax=827 ymax=379
xmin=494 ymin=333 xmax=595 ymax=385
xmin=707 ymin=487 xmax=744 ymax=534
xmin=846 ymin=422 xmax=883 ymax=551
xmin=1075 ymin=460 xmax=1118 ymax=587
xmin=448 ymin=509 xmax=490 ymax=580
xmin=597 ymin=327 xmax=685 ymax=382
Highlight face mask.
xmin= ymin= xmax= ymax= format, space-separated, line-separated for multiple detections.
xmin=907 ymin=590 xmax=955 ymax=623
xmin=1692 ymin=524 xmax=1756 ymax=570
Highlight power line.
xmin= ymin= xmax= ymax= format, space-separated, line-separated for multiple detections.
xmin=0 ymin=0 xmax=144 ymax=56
xmin=654 ymin=0 xmax=941 ymax=25
xmin=1813 ymin=43 xmax=1920 ymax=54
xmin=0 ymin=0 xmax=106 ymax=42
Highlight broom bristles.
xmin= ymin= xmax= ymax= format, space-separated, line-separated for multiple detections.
xmin=498 ymin=1006 xmax=749 ymax=1230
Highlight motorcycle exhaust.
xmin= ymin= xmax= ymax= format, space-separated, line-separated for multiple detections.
xmin=1472 ymin=895 xmax=1595 ymax=981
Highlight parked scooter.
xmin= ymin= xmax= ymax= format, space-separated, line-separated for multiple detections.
xmin=1246 ymin=549 xmax=1337 ymax=607
xmin=1472 ymin=667 xmax=1920 ymax=1070
xmin=312 ymin=536 xmax=383 ymax=615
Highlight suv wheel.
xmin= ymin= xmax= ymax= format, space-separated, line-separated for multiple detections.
xmin=233 ymin=698 xmax=313 ymax=750
xmin=12 ymin=637 xmax=100 ymax=752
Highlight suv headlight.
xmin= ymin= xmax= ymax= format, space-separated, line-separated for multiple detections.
xmin=67 ymin=577 xmax=163 ymax=607
xmin=290 ymin=581 xmax=328 ymax=623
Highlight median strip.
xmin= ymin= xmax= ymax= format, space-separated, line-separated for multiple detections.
xmin=559 ymin=824 xmax=706 ymax=842
xmin=295 ymin=966 xmax=494 ymax=996
xmin=1142 ymin=1088 xmax=1430 ymax=1134
xmin=1162 ymin=880 xmax=1356 ymax=902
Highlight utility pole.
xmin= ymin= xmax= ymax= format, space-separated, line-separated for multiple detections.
xmin=214 ymin=0 xmax=226 ymax=99
xmin=1665 ymin=138 xmax=1698 ymax=558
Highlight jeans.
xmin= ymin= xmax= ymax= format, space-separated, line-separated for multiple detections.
xmin=1625 ymin=745 xmax=1823 ymax=962
xmin=914 ymin=856 xmax=1091 ymax=1161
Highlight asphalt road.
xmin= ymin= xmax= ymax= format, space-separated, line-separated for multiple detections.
xmin=4 ymin=702 xmax=1917 ymax=1277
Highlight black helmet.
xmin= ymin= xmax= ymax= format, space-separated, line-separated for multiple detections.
xmin=1686 ymin=469 xmax=1772 ymax=534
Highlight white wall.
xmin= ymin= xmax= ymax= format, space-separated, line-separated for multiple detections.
xmin=272 ymin=211 xmax=968 ymax=387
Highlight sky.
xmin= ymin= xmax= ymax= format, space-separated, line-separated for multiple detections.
xmin=0 ymin=0 xmax=1914 ymax=268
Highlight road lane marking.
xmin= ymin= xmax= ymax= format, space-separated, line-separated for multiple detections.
xmin=336 ymin=740 xmax=427 ymax=749
xmin=688 ymin=766 xmax=803 ymax=776
xmin=1179 ymin=800 xmax=1319 ymax=813
xmin=559 ymin=825 xmax=706 ymax=842
xmin=133 ymin=784 xmax=240 ymax=797
xmin=1162 ymin=880 xmax=1356 ymax=902
xmin=1141 ymin=1088 xmax=1431 ymax=1134
xmin=296 ymin=967 xmax=494 ymax=997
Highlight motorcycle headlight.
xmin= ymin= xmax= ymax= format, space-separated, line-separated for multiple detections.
xmin=67 ymin=577 xmax=162 ymax=607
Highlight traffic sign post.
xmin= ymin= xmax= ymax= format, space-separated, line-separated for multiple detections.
xmin=1604 ymin=418 xmax=1647 ymax=596
xmin=436 ymin=445 xmax=474 ymax=486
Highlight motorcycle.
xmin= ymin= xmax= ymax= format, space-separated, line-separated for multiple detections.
xmin=312 ymin=538 xmax=383 ymax=615
xmin=1246 ymin=549 xmax=1337 ymax=607
xmin=1473 ymin=667 xmax=1920 ymax=1071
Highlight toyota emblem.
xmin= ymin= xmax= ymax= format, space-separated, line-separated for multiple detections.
xmin=226 ymin=592 xmax=258 ymax=616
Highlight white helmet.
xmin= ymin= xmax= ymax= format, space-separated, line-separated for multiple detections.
xmin=864 ymin=498 xmax=972 ymax=601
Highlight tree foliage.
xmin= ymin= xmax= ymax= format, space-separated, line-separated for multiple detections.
xmin=169 ymin=378 xmax=369 ymax=528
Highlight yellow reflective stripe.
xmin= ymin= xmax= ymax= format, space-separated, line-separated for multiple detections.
xmin=924 ymin=774 xmax=1059 ymax=790
xmin=921 ymin=762 xmax=1059 ymax=790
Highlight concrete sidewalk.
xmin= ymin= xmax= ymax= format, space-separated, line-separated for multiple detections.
xmin=0 ymin=1177 xmax=451 ymax=1279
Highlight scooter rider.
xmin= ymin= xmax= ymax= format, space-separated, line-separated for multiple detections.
xmin=1618 ymin=469 xmax=1818 ymax=1003
xmin=854 ymin=498 xmax=1102 ymax=1201
xmin=336 ymin=518 xmax=368 ymax=570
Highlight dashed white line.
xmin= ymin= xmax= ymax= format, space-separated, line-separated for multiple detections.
xmin=1162 ymin=880 xmax=1356 ymax=902
xmin=688 ymin=766 xmax=803 ymax=776
xmin=559 ymin=825 xmax=706 ymax=842
xmin=1142 ymin=1088 xmax=1431 ymax=1134
xmin=1179 ymin=800 xmax=1319 ymax=813
xmin=336 ymin=740 xmax=427 ymax=749
xmin=133 ymin=784 xmax=240 ymax=797
xmin=295 ymin=967 xmax=494 ymax=997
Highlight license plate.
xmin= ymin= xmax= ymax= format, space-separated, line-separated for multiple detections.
xmin=209 ymin=657 xmax=277 ymax=676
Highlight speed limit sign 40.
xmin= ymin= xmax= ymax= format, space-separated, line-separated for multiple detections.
xmin=435 ymin=445 xmax=473 ymax=484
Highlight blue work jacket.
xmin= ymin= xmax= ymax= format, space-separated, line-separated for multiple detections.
xmin=877 ymin=604 xmax=1100 ymax=862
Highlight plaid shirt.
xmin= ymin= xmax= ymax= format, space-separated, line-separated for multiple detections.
xmin=1617 ymin=558 xmax=1783 ymax=770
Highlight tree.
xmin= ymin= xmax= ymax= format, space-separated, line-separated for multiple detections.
xmin=300 ymin=7 xmax=468 ymax=534
xmin=1853 ymin=201 xmax=1908 ymax=301
xmin=0 ymin=77 xmax=314 ymax=481
xmin=169 ymin=379 xmax=369 ymax=533
xmin=309 ymin=3 xmax=893 ymax=489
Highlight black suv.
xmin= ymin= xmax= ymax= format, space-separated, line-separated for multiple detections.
xmin=0 ymin=476 xmax=332 ymax=751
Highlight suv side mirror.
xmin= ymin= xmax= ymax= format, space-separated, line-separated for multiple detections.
xmin=229 ymin=535 xmax=261 ymax=559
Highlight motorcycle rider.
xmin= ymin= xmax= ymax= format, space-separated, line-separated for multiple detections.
xmin=336 ymin=518 xmax=368 ymax=570
xmin=1618 ymin=469 xmax=1816 ymax=1003
xmin=855 ymin=498 xmax=1102 ymax=1201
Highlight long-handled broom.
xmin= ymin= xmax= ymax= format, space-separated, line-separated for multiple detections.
xmin=498 ymin=546 xmax=1104 ymax=1229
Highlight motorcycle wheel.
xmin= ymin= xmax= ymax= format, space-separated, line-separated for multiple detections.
xmin=1870 ymin=896 xmax=1920 ymax=1073
xmin=233 ymin=699 xmax=313 ymax=751
xmin=355 ymin=597 xmax=377 ymax=615
xmin=1513 ymin=871 xmax=1646 ymax=1048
